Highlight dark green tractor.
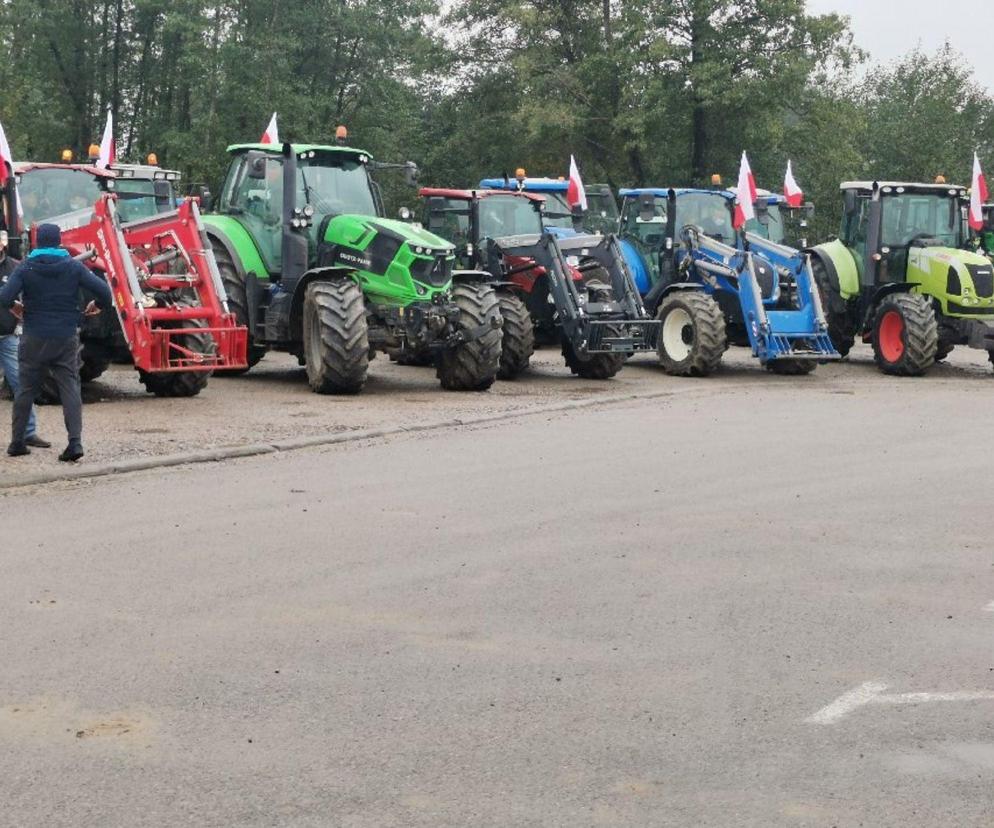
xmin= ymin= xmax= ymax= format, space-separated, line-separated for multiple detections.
xmin=201 ymin=142 xmax=502 ymax=393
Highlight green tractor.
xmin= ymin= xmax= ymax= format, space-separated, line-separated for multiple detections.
xmin=201 ymin=142 xmax=502 ymax=393
xmin=810 ymin=180 xmax=994 ymax=375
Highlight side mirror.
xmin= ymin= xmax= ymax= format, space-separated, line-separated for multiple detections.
xmin=153 ymin=180 xmax=172 ymax=200
xmin=246 ymin=152 xmax=268 ymax=180
xmin=193 ymin=185 xmax=212 ymax=211
xmin=804 ymin=201 xmax=815 ymax=219
xmin=638 ymin=193 xmax=655 ymax=223
xmin=398 ymin=206 xmax=412 ymax=222
xmin=600 ymin=185 xmax=612 ymax=199
xmin=426 ymin=197 xmax=447 ymax=232
xmin=843 ymin=190 xmax=857 ymax=216
xmin=404 ymin=161 xmax=419 ymax=188
xmin=571 ymin=204 xmax=584 ymax=230
xmin=754 ymin=199 xmax=770 ymax=226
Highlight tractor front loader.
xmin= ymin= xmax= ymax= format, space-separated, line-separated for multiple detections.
xmin=618 ymin=188 xmax=838 ymax=376
xmin=203 ymin=143 xmax=501 ymax=394
xmin=809 ymin=181 xmax=994 ymax=375
xmin=58 ymin=195 xmax=248 ymax=395
xmin=420 ymin=188 xmax=658 ymax=380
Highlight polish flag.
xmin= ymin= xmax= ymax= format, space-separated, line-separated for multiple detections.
xmin=566 ymin=154 xmax=588 ymax=211
xmin=784 ymin=160 xmax=803 ymax=208
xmin=261 ymin=112 xmax=280 ymax=145
xmin=969 ymin=152 xmax=989 ymax=232
xmin=0 ymin=118 xmax=12 ymax=187
xmin=732 ymin=151 xmax=757 ymax=229
xmin=96 ymin=109 xmax=115 ymax=169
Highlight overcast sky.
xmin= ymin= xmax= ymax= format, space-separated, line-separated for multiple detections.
xmin=807 ymin=0 xmax=993 ymax=92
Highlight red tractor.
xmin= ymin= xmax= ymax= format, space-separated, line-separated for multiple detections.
xmin=419 ymin=187 xmax=658 ymax=379
xmin=3 ymin=159 xmax=246 ymax=397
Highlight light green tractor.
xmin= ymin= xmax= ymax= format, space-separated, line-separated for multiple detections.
xmin=810 ymin=180 xmax=994 ymax=374
xmin=201 ymin=142 xmax=502 ymax=393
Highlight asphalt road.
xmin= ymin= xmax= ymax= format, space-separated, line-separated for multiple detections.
xmin=1 ymin=373 xmax=994 ymax=826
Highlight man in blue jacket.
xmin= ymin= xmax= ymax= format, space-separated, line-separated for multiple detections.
xmin=0 ymin=223 xmax=113 ymax=461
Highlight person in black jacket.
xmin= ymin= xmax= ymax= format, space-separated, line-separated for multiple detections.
xmin=0 ymin=231 xmax=49 ymax=449
xmin=0 ymin=223 xmax=113 ymax=460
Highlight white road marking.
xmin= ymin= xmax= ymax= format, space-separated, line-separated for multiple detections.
xmin=807 ymin=682 xmax=994 ymax=725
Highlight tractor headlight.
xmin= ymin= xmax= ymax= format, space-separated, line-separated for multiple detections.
xmin=303 ymin=205 xmax=314 ymax=218
xmin=291 ymin=218 xmax=302 ymax=228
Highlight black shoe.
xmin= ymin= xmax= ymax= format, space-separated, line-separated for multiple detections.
xmin=58 ymin=445 xmax=84 ymax=462
xmin=7 ymin=443 xmax=30 ymax=457
xmin=25 ymin=435 xmax=52 ymax=448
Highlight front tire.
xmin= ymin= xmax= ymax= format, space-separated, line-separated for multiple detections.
xmin=561 ymin=329 xmax=626 ymax=379
xmin=871 ymin=292 xmax=938 ymax=376
xmin=656 ymin=291 xmax=726 ymax=376
xmin=436 ymin=283 xmax=502 ymax=391
xmin=303 ymin=280 xmax=369 ymax=394
xmin=210 ymin=239 xmax=266 ymax=374
xmin=496 ymin=292 xmax=535 ymax=379
xmin=138 ymin=304 xmax=215 ymax=397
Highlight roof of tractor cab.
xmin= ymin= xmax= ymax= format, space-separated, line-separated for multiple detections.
xmin=841 ymin=181 xmax=967 ymax=194
xmin=620 ymin=186 xmax=779 ymax=204
xmin=480 ymin=177 xmax=568 ymax=192
xmin=113 ymin=163 xmax=181 ymax=181
xmin=226 ymin=143 xmax=373 ymax=159
xmin=13 ymin=161 xmax=115 ymax=179
xmin=420 ymin=187 xmax=546 ymax=204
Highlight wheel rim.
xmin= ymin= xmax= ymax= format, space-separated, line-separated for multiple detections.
xmin=662 ymin=307 xmax=694 ymax=362
xmin=878 ymin=309 xmax=905 ymax=363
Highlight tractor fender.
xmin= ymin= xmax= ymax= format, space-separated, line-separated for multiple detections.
xmin=807 ymin=239 xmax=859 ymax=300
xmin=288 ymin=266 xmax=360 ymax=341
xmin=202 ymin=223 xmax=268 ymax=338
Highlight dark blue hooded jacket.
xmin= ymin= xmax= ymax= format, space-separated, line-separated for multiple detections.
xmin=0 ymin=250 xmax=113 ymax=340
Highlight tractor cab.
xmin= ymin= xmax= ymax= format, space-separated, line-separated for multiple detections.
xmin=838 ymin=181 xmax=976 ymax=292
xmin=111 ymin=158 xmax=181 ymax=222
xmin=11 ymin=162 xmax=116 ymax=246
xmin=584 ymin=184 xmax=619 ymax=235
xmin=479 ymin=175 xmax=575 ymax=233
xmin=420 ymin=188 xmax=546 ymax=269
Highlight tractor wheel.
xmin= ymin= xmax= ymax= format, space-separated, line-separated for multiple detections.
xmin=988 ymin=350 xmax=994 ymax=373
xmin=210 ymin=240 xmax=266 ymax=373
xmin=934 ymin=341 xmax=955 ymax=362
xmin=138 ymin=309 xmax=215 ymax=398
xmin=655 ymin=291 xmax=726 ymax=377
xmin=561 ymin=327 xmax=627 ymax=379
xmin=811 ymin=258 xmax=856 ymax=358
xmin=303 ymin=280 xmax=369 ymax=394
xmin=496 ymin=292 xmax=534 ymax=379
xmin=436 ymin=283 xmax=501 ymax=391
xmin=870 ymin=292 xmax=938 ymax=376
xmin=766 ymin=359 xmax=816 ymax=376
xmin=35 ymin=345 xmax=107 ymax=405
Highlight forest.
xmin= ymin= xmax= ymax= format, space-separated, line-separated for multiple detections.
xmin=0 ymin=0 xmax=991 ymax=236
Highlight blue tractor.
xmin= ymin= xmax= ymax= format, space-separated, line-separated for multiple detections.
xmin=617 ymin=187 xmax=838 ymax=375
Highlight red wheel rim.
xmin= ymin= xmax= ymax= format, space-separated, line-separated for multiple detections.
xmin=878 ymin=310 xmax=905 ymax=363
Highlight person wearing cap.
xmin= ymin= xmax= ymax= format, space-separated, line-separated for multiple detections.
xmin=0 ymin=223 xmax=112 ymax=461
xmin=0 ymin=231 xmax=49 ymax=451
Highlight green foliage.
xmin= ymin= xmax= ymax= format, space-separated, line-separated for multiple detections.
xmin=0 ymin=1 xmax=991 ymax=241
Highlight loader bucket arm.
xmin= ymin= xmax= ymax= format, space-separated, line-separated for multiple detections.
xmin=556 ymin=232 xmax=653 ymax=321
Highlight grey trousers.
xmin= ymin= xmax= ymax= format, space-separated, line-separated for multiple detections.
xmin=13 ymin=333 xmax=82 ymax=446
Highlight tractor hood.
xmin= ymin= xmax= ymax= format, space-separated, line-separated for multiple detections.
xmin=910 ymin=245 xmax=994 ymax=312
xmin=322 ymin=214 xmax=454 ymax=255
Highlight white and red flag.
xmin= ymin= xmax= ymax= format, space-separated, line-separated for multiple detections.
xmin=969 ymin=152 xmax=988 ymax=232
xmin=566 ymin=154 xmax=588 ymax=211
xmin=784 ymin=159 xmax=803 ymax=208
xmin=0 ymin=117 xmax=12 ymax=188
xmin=96 ymin=109 xmax=115 ymax=169
xmin=733 ymin=151 xmax=757 ymax=229
xmin=260 ymin=112 xmax=280 ymax=145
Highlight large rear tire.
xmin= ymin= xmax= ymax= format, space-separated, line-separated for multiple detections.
xmin=655 ymin=291 xmax=726 ymax=376
xmin=496 ymin=292 xmax=534 ymax=379
xmin=210 ymin=239 xmax=266 ymax=374
xmin=871 ymin=292 xmax=937 ymax=376
xmin=811 ymin=257 xmax=856 ymax=358
xmin=436 ymin=283 xmax=501 ymax=391
xmin=303 ymin=280 xmax=369 ymax=394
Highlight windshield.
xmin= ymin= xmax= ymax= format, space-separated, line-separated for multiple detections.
xmin=881 ymin=192 xmax=962 ymax=248
xmin=585 ymin=188 xmax=619 ymax=234
xmin=479 ymin=195 xmax=543 ymax=238
xmin=297 ymin=157 xmax=376 ymax=217
xmin=115 ymin=179 xmax=161 ymax=222
xmin=746 ymin=203 xmax=786 ymax=244
xmin=534 ymin=190 xmax=571 ymax=227
xmin=17 ymin=168 xmax=105 ymax=226
xmin=675 ymin=192 xmax=734 ymax=242
xmin=621 ymin=195 xmax=667 ymax=248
